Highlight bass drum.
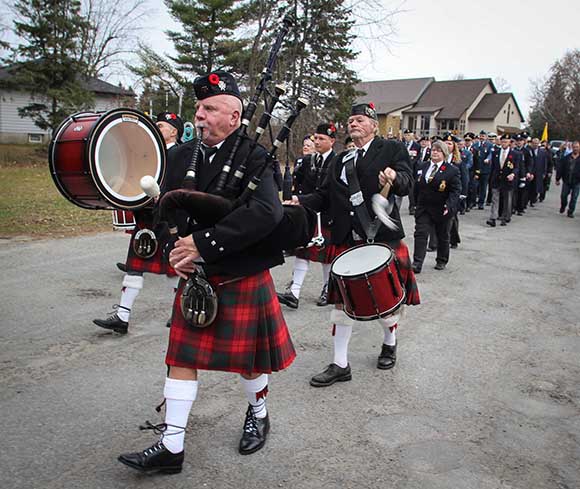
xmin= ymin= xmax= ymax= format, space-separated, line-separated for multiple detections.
xmin=49 ymin=108 xmax=166 ymax=210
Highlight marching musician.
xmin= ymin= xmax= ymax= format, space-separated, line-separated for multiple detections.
xmin=288 ymin=102 xmax=420 ymax=386
xmin=117 ymin=71 xmax=296 ymax=474
xmin=278 ymin=123 xmax=337 ymax=309
xmin=412 ymin=140 xmax=461 ymax=273
xmin=93 ymin=112 xmax=185 ymax=334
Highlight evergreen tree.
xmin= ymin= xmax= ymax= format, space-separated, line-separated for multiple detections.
xmin=164 ymin=0 xmax=253 ymax=77
xmin=3 ymin=0 xmax=93 ymax=133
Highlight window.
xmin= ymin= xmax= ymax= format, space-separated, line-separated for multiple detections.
xmin=28 ymin=134 xmax=43 ymax=143
xmin=459 ymin=119 xmax=466 ymax=133
xmin=407 ymin=116 xmax=417 ymax=132
xmin=420 ymin=115 xmax=430 ymax=132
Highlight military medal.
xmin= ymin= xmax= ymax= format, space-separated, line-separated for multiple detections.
xmin=439 ymin=180 xmax=446 ymax=192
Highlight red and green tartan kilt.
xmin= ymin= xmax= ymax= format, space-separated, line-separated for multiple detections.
xmin=125 ymin=219 xmax=176 ymax=277
xmin=295 ymin=226 xmax=336 ymax=263
xmin=327 ymin=240 xmax=421 ymax=307
xmin=166 ymin=270 xmax=296 ymax=375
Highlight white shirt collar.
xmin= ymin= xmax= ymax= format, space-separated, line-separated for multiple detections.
xmin=166 ymin=142 xmax=176 ymax=150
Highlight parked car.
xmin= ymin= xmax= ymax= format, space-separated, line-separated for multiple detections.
xmin=549 ymin=139 xmax=565 ymax=156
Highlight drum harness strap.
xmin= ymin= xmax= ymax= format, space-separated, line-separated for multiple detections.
xmin=344 ymin=152 xmax=382 ymax=243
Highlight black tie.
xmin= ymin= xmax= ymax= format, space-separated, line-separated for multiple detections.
xmin=356 ymin=148 xmax=365 ymax=161
xmin=202 ymin=145 xmax=218 ymax=164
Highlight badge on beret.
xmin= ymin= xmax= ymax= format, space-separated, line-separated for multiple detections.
xmin=439 ymin=180 xmax=446 ymax=192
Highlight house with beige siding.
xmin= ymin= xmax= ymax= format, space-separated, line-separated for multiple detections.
xmin=0 ymin=67 xmax=136 ymax=144
xmin=356 ymin=77 xmax=524 ymax=138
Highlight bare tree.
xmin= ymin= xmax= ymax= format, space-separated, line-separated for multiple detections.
xmin=76 ymin=0 xmax=151 ymax=79
xmin=494 ymin=76 xmax=511 ymax=92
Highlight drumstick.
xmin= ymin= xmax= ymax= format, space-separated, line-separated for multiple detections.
xmin=371 ymin=180 xmax=398 ymax=231
xmin=140 ymin=175 xmax=160 ymax=198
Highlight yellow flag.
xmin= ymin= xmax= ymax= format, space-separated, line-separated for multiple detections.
xmin=541 ymin=122 xmax=548 ymax=142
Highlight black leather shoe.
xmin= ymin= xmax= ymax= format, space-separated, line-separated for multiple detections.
xmin=316 ymin=284 xmax=328 ymax=306
xmin=93 ymin=310 xmax=128 ymax=334
xmin=239 ymin=405 xmax=270 ymax=455
xmin=426 ymin=246 xmax=436 ymax=252
xmin=412 ymin=264 xmax=421 ymax=274
xmin=377 ymin=343 xmax=397 ymax=370
xmin=434 ymin=262 xmax=446 ymax=271
xmin=116 ymin=262 xmax=127 ymax=272
xmin=500 ymin=221 xmax=507 ymax=226
xmin=568 ymin=213 xmax=575 ymax=218
xmin=486 ymin=219 xmax=496 ymax=227
xmin=517 ymin=211 xmax=524 ymax=216
xmin=450 ymin=243 xmax=458 ymax=249
xmin=277 ymin=290 xmax=299 ymax=309
xmin=310 ymin=363 xmax=352 ymax=387
xmin=560 ymin=206 xmax=566 ymax=214
xmin=118 ymin=441 xmax=183 ymax=474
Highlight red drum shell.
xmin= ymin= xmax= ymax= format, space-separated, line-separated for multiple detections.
xmin=49 ymin=108 xmax=166 ymax=210
xmin=330 ymin=243 xmax=405 ymax=321
xmin=112 ymin=209 xmax=136 ymax=231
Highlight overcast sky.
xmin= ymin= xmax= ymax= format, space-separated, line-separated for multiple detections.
xmin=141 ymin=0 xmax=579 ymax=118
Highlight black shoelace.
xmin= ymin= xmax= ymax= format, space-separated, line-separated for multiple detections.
xmin=139 ymin=420 xmax=185 ymax=443
xmin=106 ymin=304 xmax=130 ymax=320
xmin=242 ymin=405 xmax=259 ymax=435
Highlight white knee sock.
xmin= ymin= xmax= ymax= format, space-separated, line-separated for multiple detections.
xmin=240 ymin=374 xmax=268 ymax=419
xmin=321 ymin=263 xmax=331 ymax=286
xmin=291 ymin=258 xmax=310 ymax=298
xmin=379 ymin=314 xmax=399 ymax=346
xmin=162 ymin=377 xmax=198 ymax=454
xmin=118 ymin=275 xmax=144 ymax=321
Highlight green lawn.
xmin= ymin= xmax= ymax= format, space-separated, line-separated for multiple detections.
xmin=0 ymin=145 xmax=111 ymax=238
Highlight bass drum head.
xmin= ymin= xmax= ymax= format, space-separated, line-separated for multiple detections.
xmin=331 ymin=243 xmax=393 ymax=278
xmin=88 ymin=108 xmax=165 ymax=210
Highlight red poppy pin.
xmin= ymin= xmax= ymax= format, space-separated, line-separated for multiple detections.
xmin=168 ymin=113 xmax=177 ymax=120
xmin=328 ymin=122 xmax=336 ymax=135
xmin=368 ymin=102 xmax=375 ymax=110
xmin=208 ymin=73 xmax=220 ymax=86
xmin=441 ymin=165 xmax=446 ymax=171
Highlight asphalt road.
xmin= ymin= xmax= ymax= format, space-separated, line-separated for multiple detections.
xmin=1 ymin=188 xmax=579 ymax=489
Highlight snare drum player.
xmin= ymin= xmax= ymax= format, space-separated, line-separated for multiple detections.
xmin=93 ymin=112 xmax=185 ymax=334
xmin=277 ymin=122 xmax=337 ymax=308
xmin=287 ymin=102 xmax=420 ymax=387
xmin=117 ymin=71 xmax=296 ymax=474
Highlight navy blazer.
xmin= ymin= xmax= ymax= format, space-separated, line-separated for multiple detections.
xmin=489 ymin=147 xmax=520 ymax=190
xmin=415 ymin=160 xmax=462 ymax=220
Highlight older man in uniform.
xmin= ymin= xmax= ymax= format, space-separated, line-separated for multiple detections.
xmin=117 ymin=71 xmax=296 ymax=474
xmin=288 ymin=102 xmax=420 ymax=386
xmin=278 ymin=123 xmax=337 ymax=308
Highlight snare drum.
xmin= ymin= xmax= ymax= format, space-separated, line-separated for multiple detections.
xmin=49 ymin=108 xmax=166 ymax=210
xmin=112 ymin=209 xmax=136 ymax=231
xmin=330 ymin=243 xmax=405 ymax=321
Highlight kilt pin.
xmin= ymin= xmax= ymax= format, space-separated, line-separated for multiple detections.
xmin=327 ymin=240 xmax=420 ymax=307
xmin=166 ymin=270 xmax=296 ymax=375
xmin=125 ymin=211 xmax=177 ymax=277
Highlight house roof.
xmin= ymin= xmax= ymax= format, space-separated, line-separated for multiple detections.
xmin=407 ymin=78 xmax=495 ymax=119
xmin=470 ymin=93 xmax=524 ymax=121
xmin=355 ymin=77 xmax=434 ymax=114
xmin=0 ymin=65 xmax=135 ymax=97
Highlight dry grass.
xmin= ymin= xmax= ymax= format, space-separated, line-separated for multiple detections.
xmin=0 ymin=144 xmax=111 ymax=239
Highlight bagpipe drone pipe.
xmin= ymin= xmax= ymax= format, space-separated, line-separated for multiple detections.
xmin=156 ymin=13 xmax=317 ymax=258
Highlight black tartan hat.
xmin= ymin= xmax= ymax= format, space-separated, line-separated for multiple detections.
xmin=500 ymin=133 xmax=511 ymax=140
xmin=156 ymin=112 xmax=184 ymax=139
xmin=351 ymin=102 xmax=378 ymax=121
xmin=193 ymin=70 xmax=242 ymax=101
xmin=315 ymin=122 xmax=337 ymax=138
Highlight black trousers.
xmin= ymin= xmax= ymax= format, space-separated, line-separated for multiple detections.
xmin=515 ymin=182 xmax=528 ymax=212
xmin=478 ymin=173 xmax=490 ymax=207
xmin=527 ymin=180 xmax=538 ymax=205
xmin=413 ymin=210 xmax=452 ymax=269
xmin=450 ymin=214 xmax=460 ymax=246
xmin=468 ymin=173 xmax=479 ymax=209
